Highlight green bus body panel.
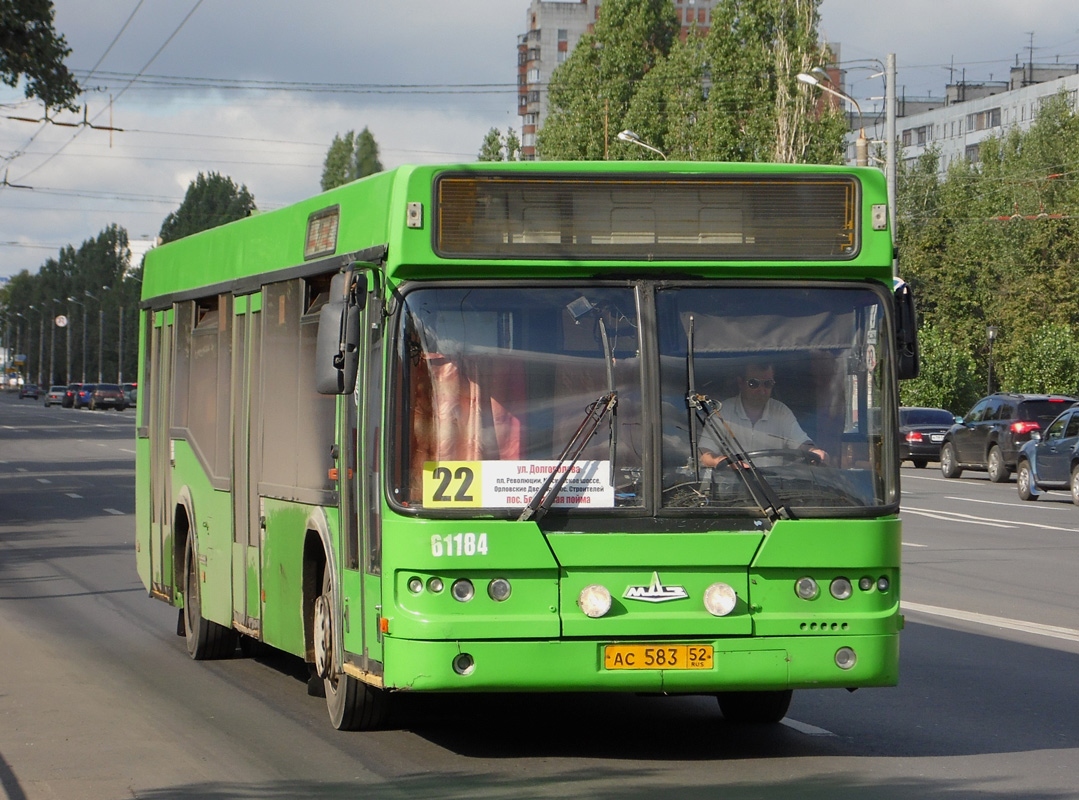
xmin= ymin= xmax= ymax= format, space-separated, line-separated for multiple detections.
xmin=260 ymin=498 xmax=329 ymax=656
xmin=172 ymin=441 xmax=233 ymax=628
xmin=381 ymin=633 xmax=898 ymax=693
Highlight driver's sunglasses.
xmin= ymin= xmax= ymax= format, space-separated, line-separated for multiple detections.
xmin=744 ymin=378 xmax=776 ymax=389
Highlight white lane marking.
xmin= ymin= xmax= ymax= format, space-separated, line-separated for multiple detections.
xmin=902 ymin=542 xmax=928 ymax=548
xmin=903 ymin=508 xmax=1016 ymax=529
xmin=905 ymin=505 xmax=1078 ymax=534
xmin=903 ymin=601 xmax=1079 ymax=643
xmin=66 ymin=493 xmax=82 ymax=499
xmin=119 ymin=448 xmax=136 ymax=454
xmin=103 ymin=508 xmax=124 ymax=516
xmin=948 ymin=496 xmax=1070 ymax=512
xmin=782 ymin=718 xmax=836 ymax=737
xmin=36 ymin=478 xmax=51 ymax=484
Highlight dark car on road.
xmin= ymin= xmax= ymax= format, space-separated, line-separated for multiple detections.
xmin=941 ymin=392 xmax=1077 ymax=482
xmin=89 ymin=383 xmax=126 ymax=411
xmin=123 ymin=382 xmax=138 ymax=408
xmin=63 ymin=383 xmax=83 ymax=408
xmin=18 ymin=383 xmax=40 ymax=399
xmin=44 ymin=385 xmax=67 ymax=406
xmin=74 ymin=383 xmax=95 ymax=409
xmin=899 ymin=407 xmax=957 ymax=468
xmin=1016 ymin=405 xmax=1079 ymax=503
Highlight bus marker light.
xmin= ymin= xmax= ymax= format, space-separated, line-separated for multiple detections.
xmin=877 ymin=577 xmax=890 ymax=593
xmin=795 ymin=577 xmax=819 ymax=600
xmin=453 ymin=653 xmax=475 ymax=675
xmin=578 ymin=584 xmax=612 ymax=618
xmin=379 ymin=617 xmax=390 ymax=634
xmin=859 ymin=577 xmax=874 ymax=592
xmin=408 ymin=577 xmax=424 ymax=594
xmin=835 ymin=647 xmax=857 ymax=670
xmin=830 ymin=578 xmax=853 ymax=600
xmin=703 ymin=582 xmax=737 ymax=616
xmin=427 ymin=577 xmax=444 ymax=594
xmin=488 ymin=578 xmax=512 ymax=602
xmin=451 ymin=579 xmax=475 ymax=602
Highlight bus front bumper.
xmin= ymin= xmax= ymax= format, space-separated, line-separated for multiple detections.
xmin=377 ymin=633 xmax=898 ymax=693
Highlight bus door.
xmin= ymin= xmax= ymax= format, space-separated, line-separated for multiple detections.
xmin=148 ymin=309 xmax=173 ymax=599
xmin=231 ymin=294 xmax=263 ymax=635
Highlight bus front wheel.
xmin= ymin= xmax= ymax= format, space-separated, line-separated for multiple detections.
xmin=716 ymin=690 xmax=793 ymax=724
xmin=317 ymin=568 xmax=389 ymax=730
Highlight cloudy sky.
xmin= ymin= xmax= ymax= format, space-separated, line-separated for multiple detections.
xmin=1 ymin=0 xmax=1076 ymax=280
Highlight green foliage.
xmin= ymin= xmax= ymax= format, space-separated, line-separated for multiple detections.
xmin=899 ymin=92 xmax=1079 ymax=402
xmin=997 ymin=323 xmax=1079 ymax=396
xmin=0 ymin=0 xmax=80 ymax=111
xmin=321 ymin=127 xmax=384 ymax=190
xmin=538 ymin=0 xmax=678 ymax=160
xmin=158 ymin=172 xmax=256 ymax=244
xmin=899 ymin=324 xmax=979 ymax=413
xmin=541 ymin=0 xmax=843 ymax=163
xmin=478 ymin=127 xmax=521 ymax=161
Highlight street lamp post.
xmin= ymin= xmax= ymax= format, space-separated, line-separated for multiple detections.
xmin=67 ymin=296 xmax=87 ymax=382
xmin=616 ymin=130 xmax=667 ymax=160
xmin=987 ymin=326 xmax=998 ymax=394
xmin=796 ymin=72 xmax=868 ymax=166
xmin=85 ymin=290 xmax=103 ymax=383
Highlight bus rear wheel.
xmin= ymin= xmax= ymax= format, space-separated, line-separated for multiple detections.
xmin=716 ymin=690 xmax=793 ymax=724
xmin=316 ymin=568 xmax=389 ymax=730
xmin=183 ymin=538 xmax=236 ymax=660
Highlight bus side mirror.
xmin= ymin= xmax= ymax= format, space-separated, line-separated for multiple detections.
xmin=894 ymin=282 xmax=919 ymax=381
xmin=315 ymin=270 xmax=366 ymax=395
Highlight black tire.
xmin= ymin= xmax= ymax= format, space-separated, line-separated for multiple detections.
xmin=317 ymin=568 xmax=389 ymax=730
xmin=940 ymin=442 xmax=962 ymax=479
xmin=1017 ymin=461 xmax=1038 ymax=501
xmin=717 ymin=690 xmax=793 ymax=724
xmin=987 ymin=445 xmax=1010 ymax=483
xmin=912 ymin=459 xmax=928 ymax=469
xmin=183 ymin=538 xmax=236 ymax=660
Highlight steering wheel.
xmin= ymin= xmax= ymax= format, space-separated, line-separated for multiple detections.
xmin=719 ymin=448 xmax=822 ymax=467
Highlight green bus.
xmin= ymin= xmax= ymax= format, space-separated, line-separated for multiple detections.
xmin=135 ymin=161 xmax=918 ymax=730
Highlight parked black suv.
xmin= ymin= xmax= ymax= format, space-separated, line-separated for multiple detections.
xmin=940 ymin=393 xmax=1078 ymax=481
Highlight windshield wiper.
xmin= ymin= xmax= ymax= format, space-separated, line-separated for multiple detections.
xmin=519 ymin=320 xmax=618 ymax=523
xmin=685 ymin=317 xmax=793 ymax=522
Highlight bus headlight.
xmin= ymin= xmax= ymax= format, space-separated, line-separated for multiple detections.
xmin=578 ymin=584 xmax=612 ymax=618
xmin=487 ymin=578 xmax=512 ymax=602
xmin=703 ymin=582 xmax=738 ymax=617
xmin=830 ymin=577 xmax=853 ymax=600
xmin=451 ymin=579 xmax=475 ymax=602
xmin=835 ymin=647 xmax=857 ymax=670
xmin=795 ymin=576 xmax=819 ymax=600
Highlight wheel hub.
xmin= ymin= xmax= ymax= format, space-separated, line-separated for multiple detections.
xmin=313 ymin=593 xmax=333 ymax=679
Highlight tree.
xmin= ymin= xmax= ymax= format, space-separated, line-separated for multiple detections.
xmin=538 ymin=0 xmax=678 ymax=160
xmin=899 ymin=324 xmax=979 ymax=413
xmin=622 ymin=0 xmax=845 ymax=163
xmin=1 ymin=0 xmax=80 ymax=111
xmin=478 ymin=127 xmax=522 ymax=161
xmin=158 ymin=172 xmax=256 ymax=244
xmin=320 ymin=127 xmax=384 ymax=190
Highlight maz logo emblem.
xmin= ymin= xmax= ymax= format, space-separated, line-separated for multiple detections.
xmin=623 ymin=572 xmax=689 ymax=603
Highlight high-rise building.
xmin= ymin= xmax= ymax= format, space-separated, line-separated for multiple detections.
xmin=517 ymin=0 xmax=720 ymax=159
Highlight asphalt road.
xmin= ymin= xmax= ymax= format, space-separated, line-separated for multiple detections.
xmin=2 ymin=392 xmax=1079 ymax=799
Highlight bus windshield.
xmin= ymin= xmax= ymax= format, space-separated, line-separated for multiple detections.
xmin=392 ymin=282 xmax=896 ymax=518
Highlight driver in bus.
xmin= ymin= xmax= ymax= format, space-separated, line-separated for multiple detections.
xmin=698 ymin=361 xmax=828 ymax=468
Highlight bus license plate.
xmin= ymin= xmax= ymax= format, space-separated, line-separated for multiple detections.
xmin=604 ymin=644 xmax=713 ymax=670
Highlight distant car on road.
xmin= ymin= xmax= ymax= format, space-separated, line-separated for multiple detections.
xmin=89 ymin=383 xmax=126 ymax=411
xmin=123 ymin=382 xmax=138 ymax=408
xmin=18 ymin=383 xmax=40 ymax=399
xmin=63 ymin=383 xmax=83 ymax=408
xmin=74 ymin=384 xmax=95 ymax=409
xmin=1016 ymin=405 xmax=1079 ymax=503
xmin=44 ymin=385 xmax=67 ymax=406
xmin=940 ymin=393 xmax=1077 ymax=482
xmin=899 ymin=407 xmax=956 ymax=468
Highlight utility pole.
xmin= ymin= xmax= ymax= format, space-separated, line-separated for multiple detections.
xmin=886 ymin=53 xmax=897 ymax=276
